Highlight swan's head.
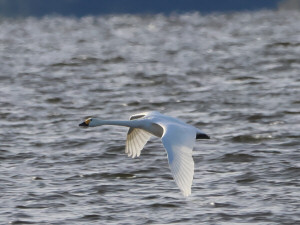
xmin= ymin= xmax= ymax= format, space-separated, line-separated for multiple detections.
xmin=79 ymin=118 xmax=93 ymax=127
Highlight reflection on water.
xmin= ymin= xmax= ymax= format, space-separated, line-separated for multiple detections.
xmin=0 ymin=11 xmax=300 ymax=225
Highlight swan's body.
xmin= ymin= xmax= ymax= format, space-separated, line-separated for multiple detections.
xmin=79 ymin=111 xmax=209 ymax=196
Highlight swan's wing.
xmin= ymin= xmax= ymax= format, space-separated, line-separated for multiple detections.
xmin=129 ymin=112 xmax=148 ymax=121
xmin=126 ymin=128 xmax=152 ymax=158
xmin=125 ymin=112 xmax=152 ymax=158
xmin=160 ymin=124 xmax=196 ymax=196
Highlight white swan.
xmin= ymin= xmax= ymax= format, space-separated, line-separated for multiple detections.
xmin=79 ymin=111 xmax=209 ymax=196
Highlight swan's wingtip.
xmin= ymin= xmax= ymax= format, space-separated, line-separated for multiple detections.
xmin=182 ymin=190 xmax=192 ymax=197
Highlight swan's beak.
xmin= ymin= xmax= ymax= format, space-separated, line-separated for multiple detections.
xmin=79 ymin=121 xmax=88 ymax=127
xmin=79 ymin=118 xmax=91 ymax=127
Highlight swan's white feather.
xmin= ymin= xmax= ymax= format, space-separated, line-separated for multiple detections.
xmin=126 ymin=128 xmax=152 ymax=158
xmin=160 ymin=123 xmax=195 ymax=197
xmin=125 ymin=112 xmax=153 ymax=158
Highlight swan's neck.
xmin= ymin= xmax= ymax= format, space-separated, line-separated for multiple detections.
xmin=90 ymin=118 xmax=164 ymax=138
xmin=90 ymin=119 xmax=139 ymax=128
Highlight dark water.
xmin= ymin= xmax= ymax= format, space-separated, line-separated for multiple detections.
xmin=1 ymin=10 xmax=300 ymax=224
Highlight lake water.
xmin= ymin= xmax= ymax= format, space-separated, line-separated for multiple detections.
xmin=0 ymin=10 xmax=299 ymax=225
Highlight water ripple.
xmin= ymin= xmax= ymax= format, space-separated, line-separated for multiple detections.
xmin=0 ymin=11 xmax=299 ymax=225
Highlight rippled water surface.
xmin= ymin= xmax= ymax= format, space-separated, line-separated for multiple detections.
xmin=1 ymin=11 xmax=300 ymax=224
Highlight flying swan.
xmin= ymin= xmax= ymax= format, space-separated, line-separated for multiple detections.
xmin=79 ymin=111 xmax=209 ymax=196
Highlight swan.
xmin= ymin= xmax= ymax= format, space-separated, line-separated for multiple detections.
xmin=79 ymin=111 xmax=209 ymax=196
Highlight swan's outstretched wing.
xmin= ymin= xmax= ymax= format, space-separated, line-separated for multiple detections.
xmin=126 ymin=128 xmax=152 ymax=158
xmin=161 ymin=124 xmax=196 ymax=196
xmin=125 ymin=112 xmax=152 ymax=158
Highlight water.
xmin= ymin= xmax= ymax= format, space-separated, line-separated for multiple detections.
xmin=0 ymin=10 xmax=300 ymax=224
